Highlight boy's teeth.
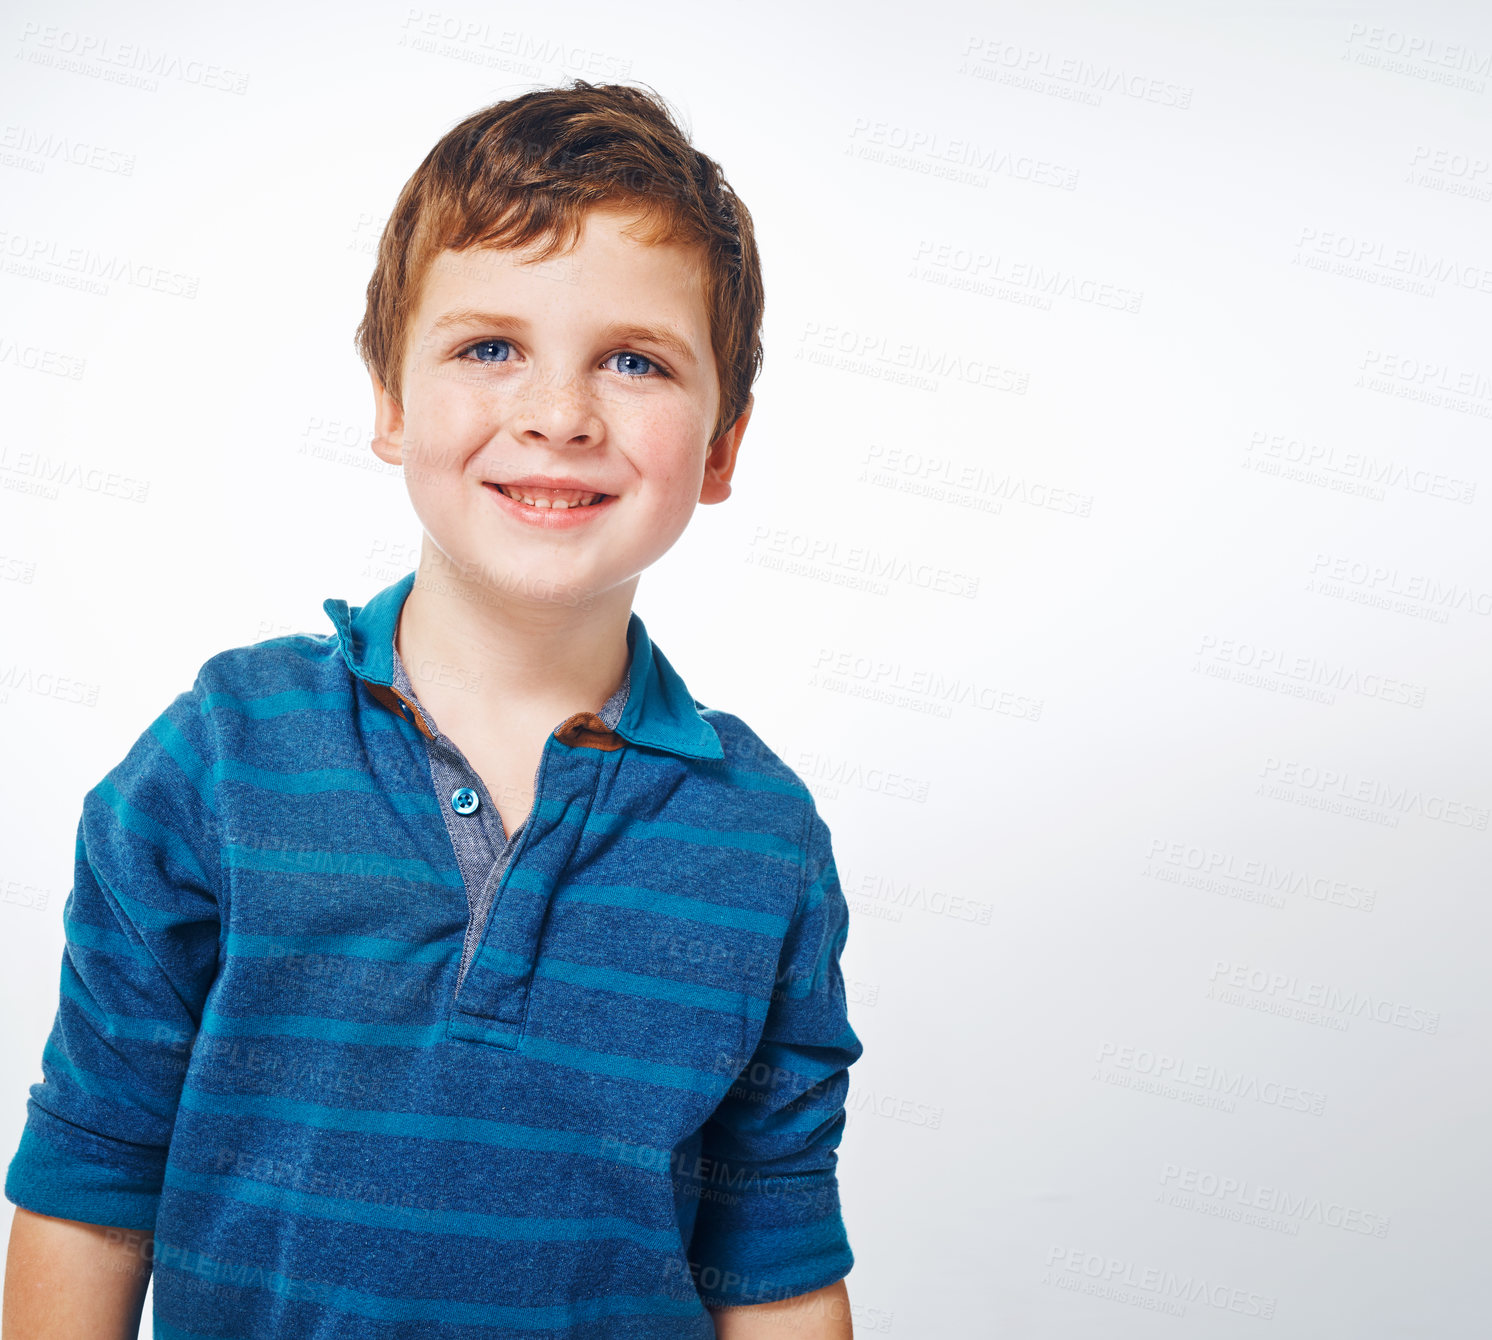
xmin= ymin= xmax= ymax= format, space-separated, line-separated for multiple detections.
xmin=497 ymin=484 xmax=602 ymax=509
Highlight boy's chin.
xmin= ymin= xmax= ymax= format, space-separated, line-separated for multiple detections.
xmin=435 ymin=549 xmax=620 ymax=610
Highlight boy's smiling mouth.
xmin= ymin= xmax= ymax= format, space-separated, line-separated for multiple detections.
xmin=481 ymin=476 xmax=617 ymax=523
xmin=483 ymin=475 xmax=613 ymax=510
xmin=489 ymin=483 xmax=606 ymax=509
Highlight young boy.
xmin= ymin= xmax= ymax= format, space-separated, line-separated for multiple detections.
xmin=3 ymin=81 xmax=863 ymax=1338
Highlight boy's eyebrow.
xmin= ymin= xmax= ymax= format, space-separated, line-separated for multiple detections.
xmin=427 ymin=309 xmax=699 ymax=367
xmin=597 ymin=322 xmax=700 ymax=368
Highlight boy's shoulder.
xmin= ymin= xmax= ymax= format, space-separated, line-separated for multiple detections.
xmin=150 ymin=624 xmax=353 ymax=761
xmin=693 ymin=705 xmax=812 ymax=800
xmin=190 ymin=625 xmax=346 ymax=701
xmin=689 ymin=704 xmax=833 ymax=848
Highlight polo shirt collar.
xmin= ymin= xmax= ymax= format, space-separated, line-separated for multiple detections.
xmin=321 ymin=570 xmax=724 ymax=762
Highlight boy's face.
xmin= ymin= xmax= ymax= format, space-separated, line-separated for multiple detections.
xmin=370 ymin=205 xmax=750 ymax=609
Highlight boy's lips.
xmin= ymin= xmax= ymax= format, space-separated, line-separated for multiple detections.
xmin=493 ymin=474 xmax=608 ymax=493
xmin=483 ymin=480 xmax=616 ymax=528
xmin=483 ymin=474 xmax=613 ymax=505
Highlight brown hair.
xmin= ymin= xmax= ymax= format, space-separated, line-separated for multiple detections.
xmin=354 ymin=79 xmax=764 ymax=446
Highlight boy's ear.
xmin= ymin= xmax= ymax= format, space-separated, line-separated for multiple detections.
xmin=369 ymin=370 xmax=406 ymax=467
xmin=699 ymin=392 xmax=753 ymax=506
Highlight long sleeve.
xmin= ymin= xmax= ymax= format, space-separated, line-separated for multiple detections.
xmin=5 ymin=675 xmax=223 ymax=1231
xmin=687 ymin=799 xmax=864 ymax=1309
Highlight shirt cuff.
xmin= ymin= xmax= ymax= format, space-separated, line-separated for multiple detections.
xmin=689 ymin=1166 xmax=853 ymax=1309
xmin=5 ymin=1101 xmax=166 ymax=1231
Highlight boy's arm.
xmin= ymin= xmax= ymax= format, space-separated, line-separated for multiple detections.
xmin=709 ymin=1277 xmax=853 ymax=1338
xmin=3 ymin=676 xmax=223 ymax=1316
xmin=4 ymin=1207 xmax=152 ymax=1339
xmin=688 ymin=799 xmax=863 ymax=1320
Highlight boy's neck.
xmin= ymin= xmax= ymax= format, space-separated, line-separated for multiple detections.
xmin=394 ymin=555 xmax=636 ymax=735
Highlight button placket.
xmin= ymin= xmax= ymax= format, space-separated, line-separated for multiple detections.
xmin=390 ymin=652 xmax=515 ymax=995
xmin=450 ymin=738 xmax=610 ymax=1043
xmin=388 ymin=640 xmax=633 ymax=1040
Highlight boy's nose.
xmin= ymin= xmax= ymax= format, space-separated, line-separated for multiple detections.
xmin=509 ymin=371 xmax=601 ymax=446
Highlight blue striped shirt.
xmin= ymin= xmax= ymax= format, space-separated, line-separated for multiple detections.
xmin=5 ymin=569 xmax=863 ymax=1337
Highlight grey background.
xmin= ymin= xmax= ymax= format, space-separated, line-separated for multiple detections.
xmin=2 ymin=1 xmax=1488 ymax=1333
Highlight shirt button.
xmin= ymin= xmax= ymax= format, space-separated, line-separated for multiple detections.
xmin=451 ymin=787 xmax=480 ymax=816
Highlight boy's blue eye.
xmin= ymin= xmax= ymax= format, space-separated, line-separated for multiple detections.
xmin=608 ymin=351 xmax=660 ymax=378
xmin=464 ymin=339 xmax=511 ymax=363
